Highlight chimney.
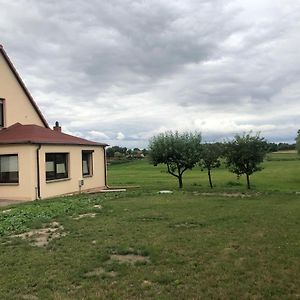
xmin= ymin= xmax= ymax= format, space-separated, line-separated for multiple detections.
xmin=53 ymin=121 xmax=62 ymax=132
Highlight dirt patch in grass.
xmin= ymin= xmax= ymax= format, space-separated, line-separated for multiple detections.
xmin=138 ymin=215 xmax=168 ymax=222
xmin=110 ymin=254 xmax=150 ymax=264
xmin=84 ymin=267 xmax=117 ymax=278
xmin=223 ymin=243 xmax=240 ymax=255
xmin=93 ymin=204 xmax=103 ymax=209
xmin=73 ymin=213 xmax=96 ymax=220
xmin=141 ymin=280 xmax=153 ymax=288
xmin=194 ymin=192 xmax=258 ymax=198
xmin=12 ymin=222 xmax=66 ymax=247
xmin=171 ymin=222 xmax=204 ymax=229
xmin=21 ymin=295 xmax=38 ymax=300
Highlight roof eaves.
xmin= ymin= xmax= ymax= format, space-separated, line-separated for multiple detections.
xmin=0 ymin=140 xmax=108 ymax=147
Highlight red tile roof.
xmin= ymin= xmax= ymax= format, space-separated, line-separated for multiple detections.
xmin=0 ymin=123 xmax=108 ymax=146
xmin=0 ymin=45 xmax=49 ymax=128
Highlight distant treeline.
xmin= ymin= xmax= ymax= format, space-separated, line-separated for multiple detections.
xmin=106 ymin=146 xmax=149 ymax=160
xmin=267 ymin=142 xmax=296 ymax=152
xmin=106 ymin=142 xmax=296 ymax=159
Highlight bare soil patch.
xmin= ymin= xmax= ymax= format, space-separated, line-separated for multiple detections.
xmin=138 ymin=215 xmax=168 ymax=222
xmin=93 ymin=204 xmax=103 ymax=209
xmin=73 ymin=213 xmax=96 ymax=220
xmin=172 ymin=222 xmax=203 ymax=228
xmin=223 ymin=243 xmax=241 ymax=256
xmin=84 ymin=267 xmax=117 ymax=278
xmin=142 ymin=280 xmax=153 ymax=287
xmin=110 ymin=254 xmax=150 ymax=264
xmin=12 ymin=222 xmax=66 ymax=247
xmin=21 ymin=295 xmax=38 ymax=300
xmin=194 ymin=192 xmax=258 ymax=198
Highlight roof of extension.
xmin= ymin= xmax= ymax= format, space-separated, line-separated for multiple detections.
xmin=0 ymin=44 xmax=49 ymax=128
xmin=0 ymin=123 xmax=108 ymax=147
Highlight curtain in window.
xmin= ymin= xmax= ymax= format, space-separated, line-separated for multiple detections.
xmin=0 ymin=155 xmax=19 ymax=183
xmin=0 ymin=101 xmax=3 ymax=127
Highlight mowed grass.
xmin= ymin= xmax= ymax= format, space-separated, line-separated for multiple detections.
xmin=0 ymin=152 xmax=299 ymax=299
xmin=108 ymin=152 xmax=300 ymax=192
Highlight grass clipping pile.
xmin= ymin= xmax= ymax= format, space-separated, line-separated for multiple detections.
xmin=12 ymin=222 xmax=66 ymax=247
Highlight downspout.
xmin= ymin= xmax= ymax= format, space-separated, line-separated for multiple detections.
xmin=104 ymin=146 xmax=108 ymax=188
xmin=36 ymin=144 xmax=42 ymax=200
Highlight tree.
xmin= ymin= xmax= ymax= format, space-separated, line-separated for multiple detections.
xmin=266 ymin=142 xmax=278 ymax=153
xmin=277 ymin=143 xmax=296 ymax=151
xmin=200 ymin=143 xmax=223 ymax=188
xmin=224 ymin=132 xmax=268 ymax=189
xmin=142 ymin=148 xmax=149 ymax=156
xmin=149 ymin=131 xmax=202 ymax=188
xmin=106 ymin=146 xmax=127 ymax=158
xmin=114 ymin=151 xmax=124 ymax=160
xmin=106 ymin=147 xmax=115 ymax=158
xmin=296 ymin=130 xmax=300 ymax=155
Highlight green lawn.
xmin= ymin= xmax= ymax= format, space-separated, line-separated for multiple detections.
xmin=108 ymin=152 xmax=300 ymax=192
xmin=1 ymin=153 xmax=300 ymax=299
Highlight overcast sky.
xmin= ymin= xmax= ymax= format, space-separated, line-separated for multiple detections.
xmin=1 ymin=0 xmax=299 ymax=147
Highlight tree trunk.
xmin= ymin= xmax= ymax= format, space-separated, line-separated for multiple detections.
xmin=208 ymin=169 xmax=213 ymax=189
xmin=178 ymin=175 xmax=183 ymax=189
xmin=246 ymin=174 xmax=251 ymax=189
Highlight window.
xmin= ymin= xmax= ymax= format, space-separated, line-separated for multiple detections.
xmin=0 ymin=155 xmax=19 ymax=183
xmin=46 ymin=153 xmax=68 ymax=181
xmin=0 ymin=99 xmax=4 ymax=128
xmin=82 ymin=150 xmax=93 ymax=176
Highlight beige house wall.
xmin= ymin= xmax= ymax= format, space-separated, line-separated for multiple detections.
xmin=39 ymin=145 xmax=106 ymax=199
xmin=0 ymin=53 xmax=45 ymax=127
xmin=0 ymin=144 xmax=106 ymax=201
xmin=0 ymin=144 xmax=37 ymax=201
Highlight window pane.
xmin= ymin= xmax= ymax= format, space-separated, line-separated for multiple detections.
xmin=83 ymin=160 xmax=89 ymax=174
xmin=0 ymin=155 xmax=19 ymax=183
xmin=46 ymin=161 xmax=55 ymax=172
xmin=82 ymin=151 xmax=92 ymax=176
xmin=45 ymin=153 xmax=68 ymax=180
xmin=46 ymin=153 xmax=55 ymax=162
xmin=0 ymin=102 xmax=3 ymax=127
xmin=56 ymin=163 xmax=66 ymax=174
xmin=56 ymin=154 xmax=65 ymax=163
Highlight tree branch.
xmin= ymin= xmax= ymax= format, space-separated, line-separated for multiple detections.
xmin=179 ymin=167 xmax=189 ymax=176
xmin=167 ymin=163 xmax=179 ymax=178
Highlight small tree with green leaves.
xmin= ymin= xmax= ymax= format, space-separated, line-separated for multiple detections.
xmin=200 ymin=143 xmax=223 ymax=188
xmin=296 ymin=129 xmax=300 ymax=155
xmin=224 ymin=132 xmax=268 ymax=189
xmin=149 ymin=131 xmax=202 ymax=188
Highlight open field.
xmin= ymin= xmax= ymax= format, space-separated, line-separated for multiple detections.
xmin=0 ymin=152 xmax=300 ymax=299
xmin=109 ymin=152 xmax=300 ymax=192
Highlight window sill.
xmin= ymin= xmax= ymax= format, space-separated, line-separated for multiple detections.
xmin=83 ymin=174 xmax=93 ymax=178
xmin=0 ymin=183 xmax=19 ymax=186
xmin=46 ymin=178 xmax=71 ymax=184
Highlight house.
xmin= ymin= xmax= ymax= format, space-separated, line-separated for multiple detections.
xmin=0 ymin=45 xmax=108 ymax=201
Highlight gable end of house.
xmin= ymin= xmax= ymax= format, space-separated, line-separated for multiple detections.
xmin=0 ymin=44 xmax=49 ymax=128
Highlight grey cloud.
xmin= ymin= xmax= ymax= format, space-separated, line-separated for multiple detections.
xmin=0 ymin=0 xmax=299 ymax=147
